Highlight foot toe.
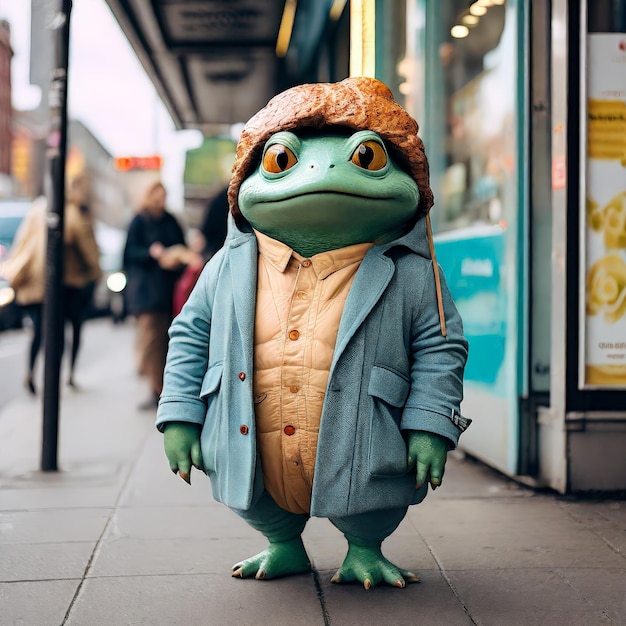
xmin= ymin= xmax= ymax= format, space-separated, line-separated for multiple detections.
xmin=402 ymin=570 xmax=420 ymax=583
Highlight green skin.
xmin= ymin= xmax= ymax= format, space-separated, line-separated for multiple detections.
xmin=163 ymin=131 xmax=450 ymax=588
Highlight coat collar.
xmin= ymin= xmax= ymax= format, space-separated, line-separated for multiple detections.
xmin=373 ymin=216 xmax=432 ymax=260
xmin=223 ymin=212 xmax=439 ymax=369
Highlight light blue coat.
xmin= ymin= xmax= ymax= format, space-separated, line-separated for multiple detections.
xmin=156 ymin=215 xmax=470 ymax=517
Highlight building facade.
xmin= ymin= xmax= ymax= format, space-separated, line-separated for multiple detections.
xmin=295 ymin=0 xmax=626 ymax=494
xmin=376 ymin=0 xmax=626 ymax=494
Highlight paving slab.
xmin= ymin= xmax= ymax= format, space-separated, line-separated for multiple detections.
xmin=0 ymin=541 xmax=94 ymax=582
xmin=0 ymin=507 xmax=112 ymax=544
xmin=445 ymin=567 xmax=618 ymax=625
xmin=318 ymin=568 xmax=472 ymax=626
xmin=66 ymin=572 xmax=325 ymax=626
xmin=117 ymin=432 xmax=216 ymax=509
xmin=88 ymin=535 xmax=266 ymax=578
xmin=559 ymin=500 xmax=626 ymax=555
xmin=409 ymin=498 xmax=626 ymax=570
xmin=0 ymin=579 xmax=80 ymax=626
xmin=103 ymin=504 xmax=253 ymax=541
xmin=553 ymin=567 xmax=626 ymax=624
xmin=0 ymin=483 xmax=123 ymax=511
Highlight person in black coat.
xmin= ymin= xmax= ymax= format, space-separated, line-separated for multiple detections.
xmin=200 ymin=185 xmax=229 ymax=260
xmin=123 ymin=181 xmax=186 ymax=409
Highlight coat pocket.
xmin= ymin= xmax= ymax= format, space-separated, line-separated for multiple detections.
xmin=367 ymin=366 xmax=411 ymax=476
xmin=200 ymin=361 xmax=223 ymax=399
xmin=199 ymin=362 xmax=223 ymax=474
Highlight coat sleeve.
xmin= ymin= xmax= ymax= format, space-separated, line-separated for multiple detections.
xmin=400 ymin=261 xmax=470 ymax=448
xmin=155 ymin=250 xmax=224 ymax=432
xmin=123 ymin=216 xmax=152 ymax=268
xmin=70 ymin=211 xmax=102 ymax=282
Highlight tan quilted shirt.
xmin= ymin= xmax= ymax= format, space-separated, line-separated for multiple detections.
xmin=253 ymin=230 xmax=372 ymax=514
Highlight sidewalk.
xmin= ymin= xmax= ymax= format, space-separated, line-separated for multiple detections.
xmin=0 ymin=319 xmax=625 ymax=626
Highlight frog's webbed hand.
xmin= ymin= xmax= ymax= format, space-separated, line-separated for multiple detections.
xmin=331 ymin=543 xmax=420 ymax=589
xmin=406 ymin=430 xmax=450 ymax=489
xmin=163 ymin=422 xmax=203 ymax=484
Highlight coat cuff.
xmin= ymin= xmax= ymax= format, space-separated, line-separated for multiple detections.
xmin=155 ymin=396 xmax=206 ymax=433
xmin=400 ymin=406 xmax=472 ymax=448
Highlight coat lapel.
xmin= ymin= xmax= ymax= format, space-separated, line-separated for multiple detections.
xmin=331 ymin=250 xmax=394 ymax=369
xmin=229 ymin=235 xmax=257 ymax=369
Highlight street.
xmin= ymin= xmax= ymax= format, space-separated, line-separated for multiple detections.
xmin=0 ymin=316 xmax=124 ymax=410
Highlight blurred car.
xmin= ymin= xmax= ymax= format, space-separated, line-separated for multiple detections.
xmin=91 ymin=221 xmax=127 ymax=321
xmin=0 ymin=199 xmax=31 ymax=331
xmin=0 ymin=198 xmax=31 ymax=252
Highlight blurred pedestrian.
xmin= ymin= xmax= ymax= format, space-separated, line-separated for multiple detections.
xmin=1 ymin=195 xmax=47 ymax=394
xmin=123 ymin=181 xmax=186 ymax=410
xmin=62 ymin=172 xmax=102 ymax=389
xmin=1 ymin=175 xmax=101 ymax=394
xmin=170 ymin=185 xmax=229 ymax=317
xmin=200 ymin=185 xmax=229 ymax=260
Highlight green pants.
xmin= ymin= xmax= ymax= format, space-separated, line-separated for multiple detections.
xmin=231 ymin=491 xmax=407 ymax=546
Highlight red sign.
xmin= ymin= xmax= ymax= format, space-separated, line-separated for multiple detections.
xmin=114 ymin=155 xmax=163 ymax=171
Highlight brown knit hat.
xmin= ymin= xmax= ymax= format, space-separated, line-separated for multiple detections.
xmin=227 ymin=77 xmax=433 ymax=221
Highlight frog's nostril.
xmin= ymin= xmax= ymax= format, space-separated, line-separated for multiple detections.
xmin=329 ymin=164 xmax=335 ymax=168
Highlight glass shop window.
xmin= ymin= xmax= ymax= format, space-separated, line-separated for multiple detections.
xmin=432 ymin=0 xmax=517 ymax=232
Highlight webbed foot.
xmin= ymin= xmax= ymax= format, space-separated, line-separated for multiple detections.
xmin=331 ymin=543 xmax=420 ymax=589
xmin=231 ymin=536 xmax=311 ymax=580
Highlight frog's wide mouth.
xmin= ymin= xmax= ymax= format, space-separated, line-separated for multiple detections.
xmin=255 ymin=190 xmax=397 ymax=204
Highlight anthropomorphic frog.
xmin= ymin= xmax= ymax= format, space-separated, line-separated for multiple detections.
xmin=156 ymin=77 xmax=470 ymax=589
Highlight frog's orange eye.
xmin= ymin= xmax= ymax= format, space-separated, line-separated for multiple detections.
xmin=262 ymin=144 xmax=298 ymax=173
xmin=350 ymin=141 xmax=387 ymax=170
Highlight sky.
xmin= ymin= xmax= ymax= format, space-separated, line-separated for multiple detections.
xmin=0 ymin=0 xmax=202 ymax=210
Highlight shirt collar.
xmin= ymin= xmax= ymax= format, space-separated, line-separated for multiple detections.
xmin=254 ymin=229 xmax=373 ymax=279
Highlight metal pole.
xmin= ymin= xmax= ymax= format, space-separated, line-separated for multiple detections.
xmin=41 ymin=0 xmax=72 ymax=472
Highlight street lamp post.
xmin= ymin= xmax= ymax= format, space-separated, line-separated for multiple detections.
xmin=41 ymin=0 xmax=72 ymax=472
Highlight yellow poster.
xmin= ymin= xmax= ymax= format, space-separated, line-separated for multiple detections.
xmin=584 ymin=34 xmax=626 ymax=387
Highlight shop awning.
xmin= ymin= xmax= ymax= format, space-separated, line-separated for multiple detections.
xmin=104 ymin=0 xmax=333 ymax=132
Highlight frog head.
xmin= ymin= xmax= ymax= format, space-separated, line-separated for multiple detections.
xmin=237 ymin=129 xmax=419 ymax=257
xmin=228 ymin=77 xmax=434 ymax=258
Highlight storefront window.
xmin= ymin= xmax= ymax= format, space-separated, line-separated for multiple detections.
xmin=425 ymin=0 xmax=517 ymax=233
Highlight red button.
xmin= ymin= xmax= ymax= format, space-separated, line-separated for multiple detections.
xmin=283 ymin=425 xmax=296 ymax=436
xmin=238 ymin=372 xmax=246 ymax=381
xmin=240 ymin=425 xmax=249 ymax=435
xmin=288 ymin=330 xmax=300 ymax=340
